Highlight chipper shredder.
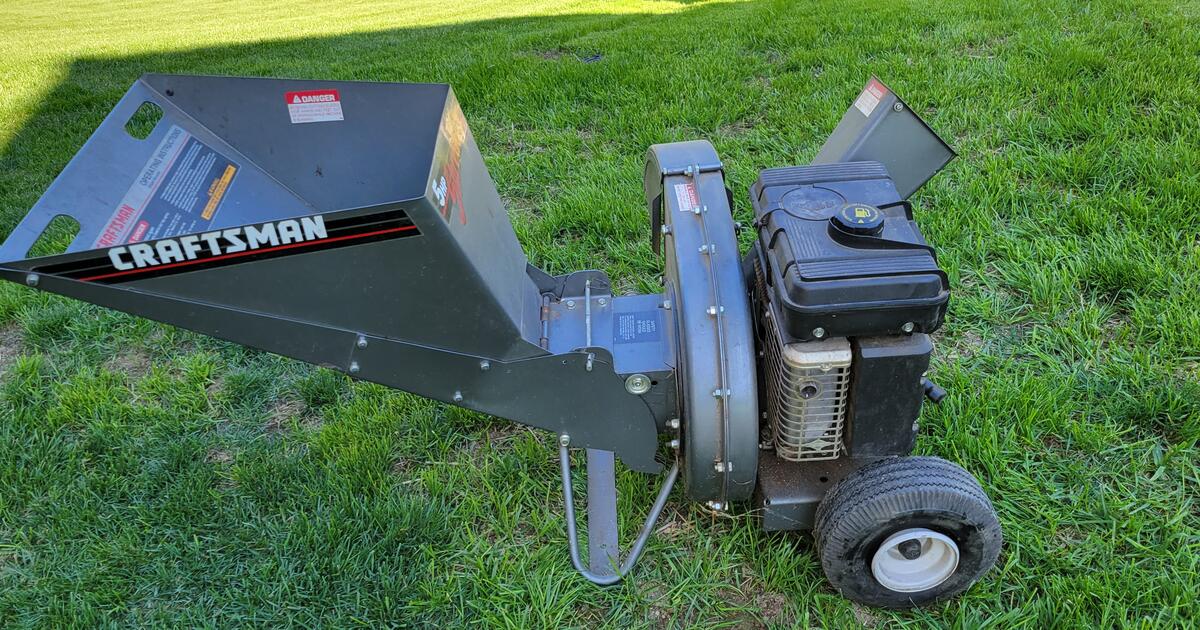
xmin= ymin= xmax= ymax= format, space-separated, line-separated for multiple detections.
xmin=0 ymin=75 xmax=1001 ymax=608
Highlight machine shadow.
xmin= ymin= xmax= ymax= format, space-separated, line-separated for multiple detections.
xmin=0 ymin=1 xmax=780 ymax=253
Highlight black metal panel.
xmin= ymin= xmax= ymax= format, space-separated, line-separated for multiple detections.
xmin=844 ymin=334 xmax=931 ymax=457
xmin=137 ymin=74 xmax=445 ymax=214
xmin=0 ymin=267 xmax=664 ymax=473
xmin=812 ymin=76 xmax=956 ymax=199
xmin=755 ymin=452 xmax=878 ymax=531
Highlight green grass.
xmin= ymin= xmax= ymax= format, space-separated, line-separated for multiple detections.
xmin=2 ymin=0 xmax=1199 ymax=626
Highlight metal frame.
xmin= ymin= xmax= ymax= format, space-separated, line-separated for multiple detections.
xmin=558 ymin=440 xmax=680 ymax=585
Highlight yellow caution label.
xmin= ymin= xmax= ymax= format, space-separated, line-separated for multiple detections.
xmin=202 ymin=164 xmax=237 ymax=220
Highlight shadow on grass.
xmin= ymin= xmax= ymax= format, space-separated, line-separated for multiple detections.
xmin=0 ymin=2 xmax=786 ymax=243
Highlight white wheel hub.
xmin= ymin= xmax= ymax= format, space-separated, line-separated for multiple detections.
xmin=871 ymin=528 xmax=960 ymax=593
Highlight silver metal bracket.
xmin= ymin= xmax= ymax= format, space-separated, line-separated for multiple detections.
xmin=558 ymin=442 xmax=679 ymax=585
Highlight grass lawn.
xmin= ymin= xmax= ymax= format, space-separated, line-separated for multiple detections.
xmin=2 ymin=0 xmax=1199 ymax=626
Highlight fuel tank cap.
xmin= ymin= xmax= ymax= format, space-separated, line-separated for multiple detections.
xmin=832 ymin=203 xmax=885 ymax=236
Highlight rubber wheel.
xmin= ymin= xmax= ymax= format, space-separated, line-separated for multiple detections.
xmin=813 ymin=456 xmax=1002 ymax=608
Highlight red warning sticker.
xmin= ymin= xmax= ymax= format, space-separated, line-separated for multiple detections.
xmin=853 ymin=78 xmax=888 ymax=117
xmin=285 ymin=89 xmax=344 ymax=124
xmin=674 ymin=182 xmax=700 ymax=213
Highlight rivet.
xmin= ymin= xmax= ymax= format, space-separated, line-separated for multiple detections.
xmin=625 ymin=373 xmax=652 ymax=395
xmin=559 ymin=434 xmax=571 ymax=447
xmin=812 ymin=327 xmax=826 ymax=338
xmin=24 ymin=273 xmax=38 ymax=287
xmin=893 ymin=102 xmax=904 ymax=112
xmin=348 ymin=361 xmax=360 ymax=374
xmin=566 ymin=300 xmax=576 ymax=309
xmin=479 ymin=360 xmax=490 ymax=371
xmin=356 ymin=335 xmax=368 ymax=348
xmin=453 ymin=390 xmax=464 ymax=402
xmin=902 ymin=321 xmax=915 ymax=333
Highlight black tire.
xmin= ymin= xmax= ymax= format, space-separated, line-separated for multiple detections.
xmin=813 ymin=456 xmax=1002 ymax=609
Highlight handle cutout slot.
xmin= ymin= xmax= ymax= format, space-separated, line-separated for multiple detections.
xmin=125 ymin=101 xmax=163 ymax=140
xmin=29 ymin=215 xmax=81 ymax=258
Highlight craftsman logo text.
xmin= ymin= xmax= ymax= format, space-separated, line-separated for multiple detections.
xmin=107 ymin=216 xmax=328 ymax=271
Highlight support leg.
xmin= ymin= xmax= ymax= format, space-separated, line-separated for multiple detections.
xmin=558 ymin=439 xmax=679 ymax=585
xmin=586 ymin=449 xmax=619 ymax=575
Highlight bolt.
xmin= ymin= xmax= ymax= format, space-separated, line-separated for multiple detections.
xmin=668 ymin=438 xmax=680 ymax=449
xmin=479 ymin=360 xmax=490 ymax=371
xmin=662 ymin=300 xmax=672 ymax=310
xmin=698 ymin=244 xmax=710 ymax=254
xmin=898 ymin=538 xmax=923 ymax=560
xmin=625 ymin=373 xmax=652 ymax=395
xmin=812 ymin=327 xmax=826 ymax=338
xmin=356 ymin=335 xmax=368 ymax=348
xmin=598 ymin=297 xmax=607 ymax=306
xmin=661 ymin=224 xmax=672 ymax=235
xmin=453 ymin=390 xmax=464 ymax=403
xmin=24 ymin=273 xmax=38 ymax=287
xmin=348 ymin=361 xmax=360 ymax=374
xmin=902 ymin=321 xmax=915 ymax=333
xmin=893 ymin=102 xmax=904 ymax=112
xmin=667 ymin=418 xmax=680 ymax=430
xmin=566 ymin=300 xmax=576 ymax=309
xmin=559 ymin=434 xmax=571 ymax=447
xmin=706 ymin=500 xmax=725 ymax=511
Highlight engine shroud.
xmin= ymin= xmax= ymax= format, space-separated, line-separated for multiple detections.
xmin=751 ymin=162 xmax=949 ymax=342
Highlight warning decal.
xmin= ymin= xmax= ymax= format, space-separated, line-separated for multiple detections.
xmin=94 ymin=125 xmax=239 ymax=248
xmin=614 ymin=310 xmax=662 ymax=344
xmin=285 ymin=89 xmax=344 ymax=124
xmin=674 ymin=182 xmax=700 ymax=213
xmin=853 ymin=78 xmax=888 ymax=117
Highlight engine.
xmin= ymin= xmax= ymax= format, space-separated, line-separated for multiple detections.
xmin=750 ymin=161 xmax=949 ymax=462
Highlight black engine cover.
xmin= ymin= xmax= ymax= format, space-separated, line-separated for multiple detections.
xmin=750 ymin=161 xmax=948 ymax=341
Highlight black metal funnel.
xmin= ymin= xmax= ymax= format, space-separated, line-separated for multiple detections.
xmin=0 ymin=75 xmax=669 ymax=473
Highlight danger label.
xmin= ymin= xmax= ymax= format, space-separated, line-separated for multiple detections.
xmin=853 ymin=78 xmax=888 ymax=117
xmin=674 ymin=182 xmax=700 ymax=212
xmin=94 ymin=125 xmax=239 ymax=248
xmin=285 ymin=89 xmax=344 ymax=124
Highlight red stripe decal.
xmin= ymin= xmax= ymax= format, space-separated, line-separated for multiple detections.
xmin=79 ymin=224 xmax=418 ymax=282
